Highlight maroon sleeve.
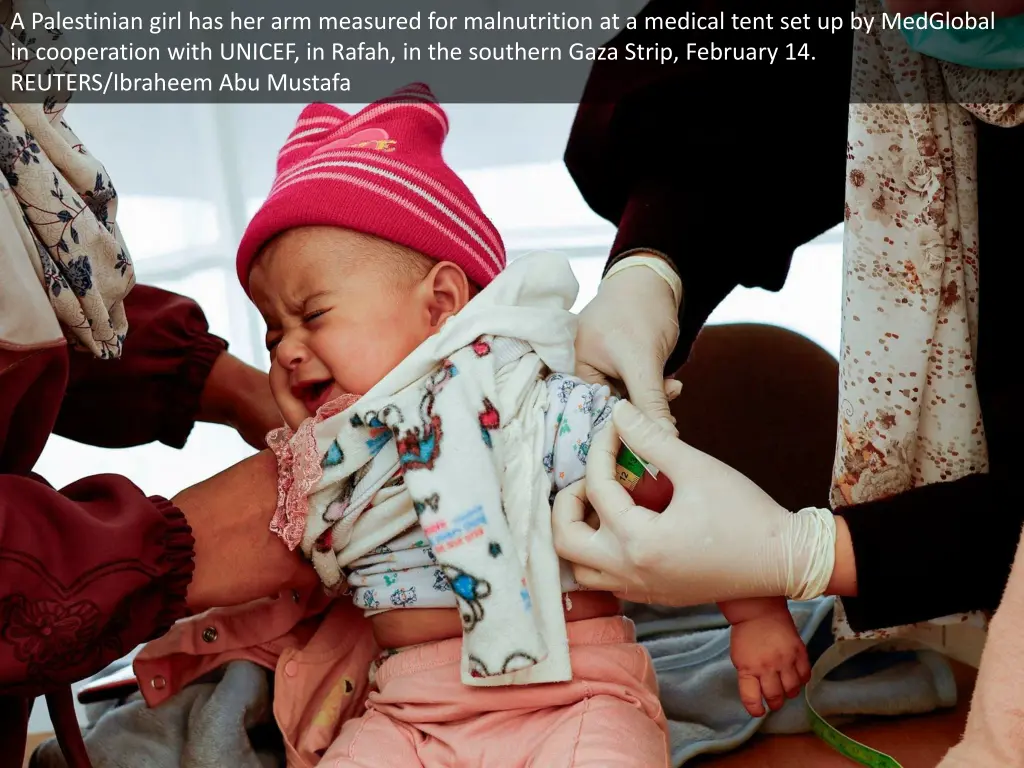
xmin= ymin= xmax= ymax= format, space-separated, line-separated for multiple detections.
xmin=840 ymin=472 xmax=1019 ymax=632
xmin=55 ymin=284 xmax=228 ymax=450
xmin=0 ymin=334 xmax=198 ymax=696
xmin=0 ymin=473 xmax=195 ymax=697
xmin=563 ymin=0 xmax=854 ymax=372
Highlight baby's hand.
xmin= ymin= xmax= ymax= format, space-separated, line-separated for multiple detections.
xmin=729 ymin=606 xmax=811 ymax=717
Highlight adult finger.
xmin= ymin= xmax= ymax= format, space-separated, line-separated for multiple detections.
xmin=664 ymin=378 xmax=683 ymax=401
xmin=610 ymin=400 xmax=696 ymax=485
xmin=584 ymin=418 xmax=658 ymax=533
xmin=551 ymin=481 xmax=615 ymax=573
xmin=662 ymin=379 xmax=682 ymax=428
xmin=617 ymin=357 xmax=677 ymax=435
xmin=574 ymin=359 xmax=610 ymax=388
xmin=571 ymin=564 xmax=626 ymax=592
xmin=613 ymin=587 xmax=658 ymax=604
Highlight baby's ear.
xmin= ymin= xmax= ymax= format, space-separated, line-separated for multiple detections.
xmin=424 ymin=261 xmax=471 ymax=328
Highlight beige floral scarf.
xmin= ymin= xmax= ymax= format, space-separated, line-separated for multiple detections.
xmin=0 ymin=0 xmax=134 ymax=358
xmin=831 ymin=0 xmax=1024 ymax=643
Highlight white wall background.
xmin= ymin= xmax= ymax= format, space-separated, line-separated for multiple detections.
xmin=27 ymin=99 xmax=843 ymax=734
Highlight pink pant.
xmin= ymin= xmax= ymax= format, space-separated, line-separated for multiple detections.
xmin=322 ymin=616 xmax=669 ymax=767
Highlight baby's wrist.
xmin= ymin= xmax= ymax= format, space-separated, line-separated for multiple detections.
xmin=719 ymin=596 xmax=788 ymax=624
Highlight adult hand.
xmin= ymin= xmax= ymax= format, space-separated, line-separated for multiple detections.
xmin=174 ymin=449 xmax=318 ymax=612
xmin=574 ymin=257 xmax=682 ymax=433
xmin=553 ymin=401 xmax=838 ymax=606
xmin=199 ymin=351 xmax=282 ymax=450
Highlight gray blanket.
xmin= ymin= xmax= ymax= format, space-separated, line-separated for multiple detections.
xmin=31 ymin=661 xmax=282 ymax=768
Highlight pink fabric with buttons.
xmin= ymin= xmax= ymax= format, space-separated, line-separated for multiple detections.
xmin=134 ymin=589 xmax=376 ymax=767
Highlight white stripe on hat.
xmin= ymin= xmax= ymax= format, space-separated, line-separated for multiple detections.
xmin=279 ymin=101 xmax=446 ymax=163
xmin=292 ymin=114 xmax=344 ymax=131
xmin=342 ymin=101 xmax=448 ymax=137
xmin=355 ymin=153 xmax=502 ymax=254
xmin=280 ymin=124 xmax=346 ymax=159
xmin=270 ymin=170 xmax=499 ymax=281
xmin=268 ymin=156 xmax=503 ymax=273
xmin=287 ymin=124 xmax=338 ymax=143
xmin=273 ymin=147 xmax=502 ymax=256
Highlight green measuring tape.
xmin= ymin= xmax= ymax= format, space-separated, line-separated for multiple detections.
xmin=805 ymin=638 xmax=906 ymax=767
xmin=806 ymin=694 xmax=902 ymax=767
xmin=614 ymin=439 xmax=660 ymax=491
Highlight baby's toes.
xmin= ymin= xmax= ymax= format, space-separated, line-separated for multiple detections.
xmin=737 ymin=672 xmax=766 ymax=718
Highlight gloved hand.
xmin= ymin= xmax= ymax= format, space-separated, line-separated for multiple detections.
xmin=552 ymin=400 xmax=837 ymax=606
xmin=574 ymin=256 xmax=681 ymax=433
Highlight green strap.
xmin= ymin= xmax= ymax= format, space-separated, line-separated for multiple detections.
xmin=805 ymin=637 xmax=914 ymax=767
xmin=806 ymin=691 xmax=903 ymax=767
xmin=617 ymin=439 xmax=661 ymax=477
xmin=616 ymin=442 xmax=648 ymax=478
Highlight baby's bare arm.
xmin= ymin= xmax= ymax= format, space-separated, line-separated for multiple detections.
xmin=718 ymin=596 xmax=789 ymax=625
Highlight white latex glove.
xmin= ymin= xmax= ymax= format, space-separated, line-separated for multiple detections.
xmin=574 ymin=258 xmax=681 ymax=433
xmin=552 ymin=400 xmax=837 ymax=606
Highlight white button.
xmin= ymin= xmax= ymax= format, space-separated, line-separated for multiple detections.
xmin=150 ymin=676 xmax=166 ymax=690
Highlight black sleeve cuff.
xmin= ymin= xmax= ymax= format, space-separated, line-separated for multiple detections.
xmin=840 ymin=473 xmax=1016 ymax=632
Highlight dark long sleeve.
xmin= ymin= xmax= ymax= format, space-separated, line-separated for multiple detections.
xmin=56 ymin=284 xmax=228 ymax=449
xmin=840 ymin=474 xmax=1020 ymax=632
xmin=0 ymin=474 xmax=195 ymax=698
xmin=842 ymin=119 xmax=1024 ymax=632
xmin=0 ymin=345 xmax=196 ymax=699
xmin=564 ymin=3 xmax=1024 ymax=632
xmin=564 ymin=0 xmax=855 ymax=371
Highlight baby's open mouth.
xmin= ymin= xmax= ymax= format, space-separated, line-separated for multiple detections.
xmin=294 ymin=379 xmax=338 ymax=414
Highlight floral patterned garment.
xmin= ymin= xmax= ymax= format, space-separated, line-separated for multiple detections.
xmin=832 ymin=0 xmax=1024 ymax=643
xmin=0 ymin=0 xmax=134 ymax=359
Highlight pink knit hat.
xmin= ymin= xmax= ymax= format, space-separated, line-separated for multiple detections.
xmin=237 ymin=83 xmax=506 ymax=295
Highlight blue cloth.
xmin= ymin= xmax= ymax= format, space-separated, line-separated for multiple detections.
xmin=31 ymin=661 xmax=282 ymax=768
xmin=627 ymin=598 xmax=958 ymax=765
xmin=890 ymin=10 xmax=1024 ymax=69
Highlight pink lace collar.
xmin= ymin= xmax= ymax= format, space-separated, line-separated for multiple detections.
xmin=265 ymin=393 xmax=361 ymax=550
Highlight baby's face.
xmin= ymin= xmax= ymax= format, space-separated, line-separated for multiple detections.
xmin=249 ymin=227 xmax=439 ymax=430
